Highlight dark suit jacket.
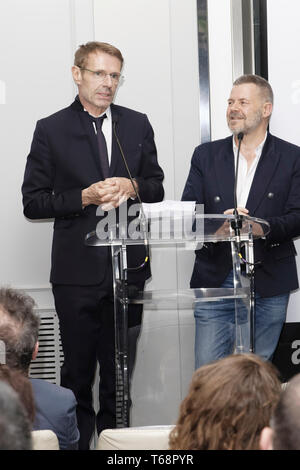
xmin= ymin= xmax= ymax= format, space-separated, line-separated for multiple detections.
xmin=182 ymin=133 xmax=300 ymax=297
xmin=22 ymin=98 xmax=164 ymax=286
xmin=30 ymin=378 xmax=79 ymax=450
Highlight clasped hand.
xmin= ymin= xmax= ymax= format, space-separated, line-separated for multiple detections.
xmin=214 ymin=207 xmax=264 ymax=238
xmin=82 ymin=177 xmax=137 ymax=210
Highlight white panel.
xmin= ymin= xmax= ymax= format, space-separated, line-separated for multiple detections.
xmin=267 ymin=0 xmax=300 ymax=322
xmin=0 ymin=0 xmax=71 ymax=287
xmin=169 ymin=0 xmax=200 ymax=200
xmin=71 ymin=0 xmax=95 ymax=47
xmin=207 ymin=0 xmax=233 ymax=140
xmin=0 ymin=0 xmax=94 ymax=289
xmin=230 ymin=0 xmax=244 ymax=79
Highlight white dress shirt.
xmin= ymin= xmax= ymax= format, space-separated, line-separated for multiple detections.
xmin=233 ymin=132 xmax=267 ymax=208
xmin=86 ymin=106 xmax=112 ymax=165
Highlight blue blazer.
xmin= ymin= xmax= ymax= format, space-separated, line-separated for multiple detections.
xmin=182 ymin=133 xmax=300 ymax=297
xmin=31 ymin=378 xmax=79 ymax=450
xmin=22 ymin=98 xmax=164 ymax=286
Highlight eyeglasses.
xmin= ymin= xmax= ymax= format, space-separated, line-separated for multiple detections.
xmin=78 ymin=66 xmax=123 ymax=84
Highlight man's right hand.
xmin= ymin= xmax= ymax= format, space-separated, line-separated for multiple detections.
xmin=82 ymin=181 xmax=105 ymax=208
xmin=82 ymin=177 xmax=137 ymax=209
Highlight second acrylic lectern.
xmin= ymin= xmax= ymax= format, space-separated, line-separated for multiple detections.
xmin=85 ymin=211 xmax=270 ymax=428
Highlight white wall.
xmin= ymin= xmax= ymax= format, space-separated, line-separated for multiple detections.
xmin=208 ymin=0 xmax=234 ymax=140
xmin=267 ymin=0 xmax=300 ymax=322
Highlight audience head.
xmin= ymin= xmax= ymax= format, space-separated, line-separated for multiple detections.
xmin=260 ymin=373 xmax=300 ymax=450
xmin=169 ymin=354 xmax=281 ymax=450
xmin=0 ymin=364 xmax=35 ymax=424
xmin=0 ymin=380 xmax=32 ymax=450
xmin=0 ymin=287 xmax=40 ymax=373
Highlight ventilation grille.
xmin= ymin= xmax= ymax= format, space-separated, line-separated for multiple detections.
xmin=29 ymin=309 xmax=63 ymax=384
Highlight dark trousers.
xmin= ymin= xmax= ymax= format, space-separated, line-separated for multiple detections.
xmin=52 ymin=274 xmax=143 ymax=450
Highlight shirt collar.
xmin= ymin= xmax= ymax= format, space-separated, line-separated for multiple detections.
xmin=84 ymin=105 xmax=111 ymax=121
xmin=232 ymin=132 xmax=268 ymax=158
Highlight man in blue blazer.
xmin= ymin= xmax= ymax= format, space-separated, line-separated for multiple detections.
xmin=0 ymin=287 xmax=79 ymax=450
xmin=182 ymin=74 xmax=300 ymax=369
xmin=30 ymin=377 xmax=79 ymax=450
xmin=22 ymin=42 xmax=164 ymax=449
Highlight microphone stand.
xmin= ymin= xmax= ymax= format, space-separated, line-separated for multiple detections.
xmin=230 ymin=132 xmax=244 ymax=244
xmin=230 ymin=131 xmax=255 ymax=353
xmin=113 ymin=120 xmax=149 ymax=274
xmin=245 ymin=230 xmax=255 ymax=353
xmin=111 ymin=119 xmax=150 ymax=427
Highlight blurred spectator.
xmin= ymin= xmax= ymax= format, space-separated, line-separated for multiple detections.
xmin=0 ymin=380 xmax=32 ymax=450
xmin=260 ymin=373 xmax=300 ymax=450
xmin=0 ymin=364 xmax=35 ymax=424
xmin=0 ymin=287 xmax=79 ymax=449
xmin=169 ymin=353 xmax=281 ymax=450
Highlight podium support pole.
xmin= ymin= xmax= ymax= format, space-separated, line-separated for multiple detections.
xmin=112 ymin=241 xmax=130 ymax=428
xmin=245 ymin=230 xmax=255 ymax=353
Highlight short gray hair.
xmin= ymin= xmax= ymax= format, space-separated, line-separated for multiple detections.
xmin=0 ymin=287 xmax=40 ymax=372
xmin=233 ymin=74 xmax=274 ymax=104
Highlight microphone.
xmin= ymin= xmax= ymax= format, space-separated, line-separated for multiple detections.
xmin=112 ymin=116 xmax=142 ymax=206
xmin=231 ymin=132 xmax=244 ymax=246
xmin=112 ymin=116 xmax=149 ymax=272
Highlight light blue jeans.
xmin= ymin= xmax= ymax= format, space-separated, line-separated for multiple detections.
xmin=194 ymin=270 xmax=289 ymax=369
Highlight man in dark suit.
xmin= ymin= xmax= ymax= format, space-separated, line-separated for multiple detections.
xmin=182 ymin=74 xmax=300 ymax=369
xmin=0 ymin=287 xmax=79 ymax=450
xmin=22 ymin=42 xmax=164 ymax=449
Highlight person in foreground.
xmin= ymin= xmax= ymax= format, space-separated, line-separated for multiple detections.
xmin=169 ymin=354 xmax=281 ymax=450
xmin=260 ymin=373 xmax=300 ymax=450
xmin=0 ymin=364 xmax=35 ymax=426
xmin=182 ymin=74 xmax=300 ymax=369
xmin=22 ymin=41 xmax=164 ymax=448
xmin=0 ymin=287 xmax=79 ymax=450
xmin=0 ymin=380 xmax=32 ymax=450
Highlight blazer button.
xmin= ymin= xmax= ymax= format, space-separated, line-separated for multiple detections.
xmin=267 ymin=192 xmax=274 ymax=199
xmin=214 ymin=196 xmax=221 ymax=203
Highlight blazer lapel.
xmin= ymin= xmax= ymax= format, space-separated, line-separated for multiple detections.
xmin=109 ymin=104 xmax=123 ymax=177
xmin=246 ymin=133 xmax=280 ymax=215
xmin=214 ymin=136 xmax=236 ymax=210
xmin=70 ymin=96 xmax=104 ymax=178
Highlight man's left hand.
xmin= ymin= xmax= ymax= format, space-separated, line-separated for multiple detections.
xmin=100 ymin=177 xmax=138 ymax=210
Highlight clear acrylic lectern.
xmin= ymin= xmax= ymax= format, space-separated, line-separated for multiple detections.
xmin=85 ymin=213 xmax=270 ymax=428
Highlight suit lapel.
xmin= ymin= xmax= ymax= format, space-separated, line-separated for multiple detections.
xmin=246 ymin=133 xmax=280 ymax=215
xmin=214 ymin=136 xmax=236 ymax=209
xmin=70 ymin=96 xmax=105 ymax=178
xmin=109 ymin=104 xmax=123 ymax=177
